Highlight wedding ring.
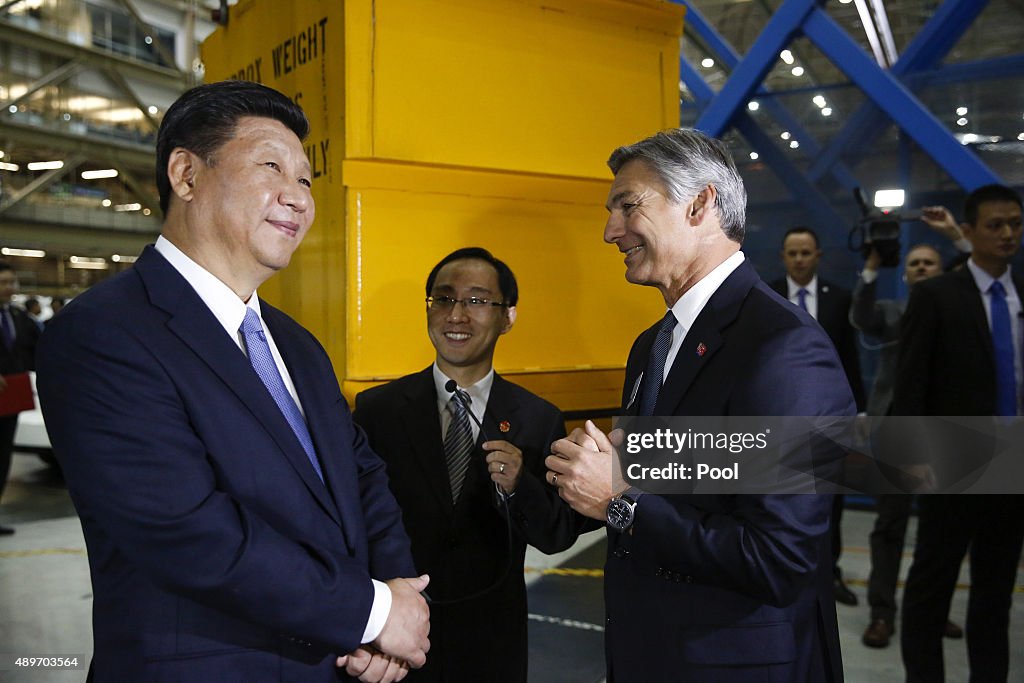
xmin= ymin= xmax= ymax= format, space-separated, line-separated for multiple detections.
xmin=551 ymin=474 xmax=558 ymax=485
xmin=499 ymin=463 xmax=506 ymax=474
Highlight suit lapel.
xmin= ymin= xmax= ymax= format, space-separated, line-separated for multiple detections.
xmin=953 ymin=268 xmax=994 ymax=366
xmin=655 ymin=259 xmax=757 ymax=415
xmin=263 ymin=308 xmax=350 ymax=538
xmin=400 ymin=369 xmax=455 ymax=514
xmin=135 ymin=247 xmax=343 ymax=530
xmin=623 ymin=324 xmax=659 ymax=415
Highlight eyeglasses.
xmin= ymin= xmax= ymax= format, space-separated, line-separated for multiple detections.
xmin=425 ymin=295 xmax=508 ymax=312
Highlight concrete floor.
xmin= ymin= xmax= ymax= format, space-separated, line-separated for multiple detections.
xmin=2 ymin=451 xmax=1022 ymax=682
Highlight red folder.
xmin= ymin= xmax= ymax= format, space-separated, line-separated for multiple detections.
xmin=0 ymin=372 xmax=35 ymax=416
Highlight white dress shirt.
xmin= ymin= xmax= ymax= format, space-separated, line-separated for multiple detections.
xmin=154 ymin=236 xmax=391 ymax=643
xmin=786 ymin=273 xmax=819 ymax=320
xmin=662 ymin=251 xmax=746 ymax=382
xmin=433 ymin=364 xmax=493 ymax=441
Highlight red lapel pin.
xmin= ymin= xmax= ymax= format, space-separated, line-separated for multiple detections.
xmin=696 ymin=342 xmax=707 ymax=357
xmin=499 ymin=420 xmax=511 ymax=433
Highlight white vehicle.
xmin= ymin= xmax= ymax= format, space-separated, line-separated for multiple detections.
xmin=13 ymin=371 xmax=55 ymax=465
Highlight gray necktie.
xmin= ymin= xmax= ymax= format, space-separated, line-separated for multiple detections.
xmin=444 ymin=391 xmax=474 ymax=503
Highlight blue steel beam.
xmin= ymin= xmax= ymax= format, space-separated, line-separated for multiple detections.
xmin=678 ymin=0 xmax=859 ymax=190
xmin=807 ymin=0 xmax=991 ymax=183
xmin=679 ymin=55 xmax=847 ymax=230
xmin=905 ymin=54 xmax=1024 ymax=88
xmin=695 ymin=0 xmax=824 ymax=137
xmin=803 ymin=7 xmax=999 ymax=190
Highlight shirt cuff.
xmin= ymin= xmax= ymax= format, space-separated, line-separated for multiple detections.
xmin=360 ymin=579 xmax=392 ymax=644
xmin=860 ymin=268 xmax=879 ymax=284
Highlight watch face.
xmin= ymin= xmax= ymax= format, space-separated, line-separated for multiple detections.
xmin=607 ymin=497 xmax=634 ymax=532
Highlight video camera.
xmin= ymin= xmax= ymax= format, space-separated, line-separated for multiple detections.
xmin=848 ymin=187 xmax=921 ymax=268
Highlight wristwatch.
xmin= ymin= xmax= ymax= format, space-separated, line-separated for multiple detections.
xmin=606 ymin=492 xmax=643 ymax=533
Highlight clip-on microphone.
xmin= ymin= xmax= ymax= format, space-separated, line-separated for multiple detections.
xmin=422 ymin=380 xmax=515 ymax=606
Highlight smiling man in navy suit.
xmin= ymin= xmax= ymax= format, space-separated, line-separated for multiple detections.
xmin=36 ymin=81 xmax=428 ymax=683
xmin=546 ymin=129 xmax=853 ymax=682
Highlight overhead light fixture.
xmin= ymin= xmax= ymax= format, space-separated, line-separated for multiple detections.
xmin=111 ymin=254 xmax=138 ymax=263
xmin=780 ymin=131 xmax=792 ymax=140
xmin=780 ymin=50 xmax=794 ymax=65
xmin=957 ymin=117 xmax=968 ymax=126
xmin=874 ymin=189 xmax=905 ymax=209
xmin=749 ymin=152 xmax=759 ymax=160
xmin=812 ymin=95 xmax=827 ymax=108
xmin=1018 ymin=133 xmax=1024 ymax=141
xmin=69 ymin=256 xmax=109 ymax=270
xmin=0 ymin=150 xmax=4 ymax=159
xmin=791 ymin=66 xmax=805 ymax=77
xmin=789 ymin=140 xmax=800 ymax=149
xmin=0 ymin=162 xmax=18 ymax=172
xmin=147 ymin=105 xmax=158 ymax=115
xmin=960 ymin=133 xmax=978 ymax=144
xmin=956 ymin=106 xmax=968 ymax=116
xmin=81 ymin=169 xmax=119 ymax=180
xmin=27 ymin=160 xmax=64 ymax=171
xmin=822 ymin=108 xmax=833 ymax=116
xmin=701 ymin=58 xmax=714 ymax=68
xmin=1 ymin=248 xmax=46 ymax=258
xmin=114 ymin=203 xmax=142 ymax=212
xmin=7 ymin=105 xmax=17 ymax=114
xmin=747 ymin=101 xmax=760 ymax=111
xmin=101 ymin=198 xmax=111 ymax=207
xmin=62 ymin=113 xmax=71 ymax=121
xmin=143 ymin=208 xmax=152 ymax=216
xmin=144 ymin=36 xmax=153 ymax=45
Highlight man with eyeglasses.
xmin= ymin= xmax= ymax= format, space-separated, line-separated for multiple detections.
xmin=355 ymin=247 xmax=583 ymax=682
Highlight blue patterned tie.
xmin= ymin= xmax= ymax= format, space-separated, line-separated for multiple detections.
xmin=637 ymin=310 xmax=676 ymax=416
xmin=797 ymin=288 xmax=809 ymax=312
xmin=240 ymin=308 xmax=324 ymax=482
xmin=444 ymin=391 xmax=474 ymax=503
xmin=989 ymin=281 xmax=1017 ymax=416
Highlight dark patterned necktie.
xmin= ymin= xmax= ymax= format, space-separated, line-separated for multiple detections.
xmin=637 ymin=310 xmax=676 ymax=416
xmin=444 ymin=391 xmax=474 ymax=503
xmin=0 ymin=307 xmax=13 ymax=351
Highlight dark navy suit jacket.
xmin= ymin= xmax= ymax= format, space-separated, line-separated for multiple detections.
xmin=36 ymin=246 xmax=415 ymax=682
xmin=605 ymin=259 xmax=852 ymax=683
xmin=354 ymin=368 xmax=582 ymax=683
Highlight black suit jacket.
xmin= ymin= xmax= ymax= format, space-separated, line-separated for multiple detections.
xmin=770 ymin=278 xmax=866 ymax=411
xmin=354 ymin=368 xmax=582 ymax=683
xmin=607 ymin=260 xmax=851 ymax=683
xmin=893 ymin=266 xmax=1024 ymax=416
xmin=0 ymin=304 xmax=40 ymax=374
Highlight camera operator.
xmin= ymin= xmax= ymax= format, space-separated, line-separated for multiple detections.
xmin=851 ymin=206 xmax=969 ymax=649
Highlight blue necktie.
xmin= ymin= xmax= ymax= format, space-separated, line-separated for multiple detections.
xmin=989 ymin=281 xmax=1017 ymax=416
xmin=240 ymin=308 xmax=324 ymax=482
xmin=444 ymin=391 xmax=474 ymax=503
xmin=797 ymin=288 xmax=809 ymax=312
xmin=0 ymin=307 xmax=13 ymax=351
xmin=637 ymin=310 xmax=676 ymax=416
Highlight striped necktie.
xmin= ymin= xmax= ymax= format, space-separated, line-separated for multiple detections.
xmin=444 ymin=391 xmax=474 ymax=503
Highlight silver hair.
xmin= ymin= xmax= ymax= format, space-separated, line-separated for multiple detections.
xmin=607 ymin=128 xmax=747 ymax=243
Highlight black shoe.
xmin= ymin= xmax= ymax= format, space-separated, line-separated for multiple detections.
xmin=0 ymin=525 xmax=14 ymax=536
xmin=944 ymin=620 xmax=964 ymax=639
xmin=862 ymin=619 xmax=894 ymax=648
xmin=833 ymin=578 xmax=858 ymax=606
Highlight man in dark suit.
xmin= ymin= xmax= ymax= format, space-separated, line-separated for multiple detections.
xmin=770 ymin=226 xmax=865 ymax=607
xmin=0 ymin=261 xmax=41 ymax=536
xmin=545 ymin=129 xmax=853 ymax=682
xmin=892 ymin=184 xmax=1024 ymax=683
xmin=354 ymin=247 xmax=582 ymax=683
xmin=36 ymin=81 xmax=429 ymax=683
